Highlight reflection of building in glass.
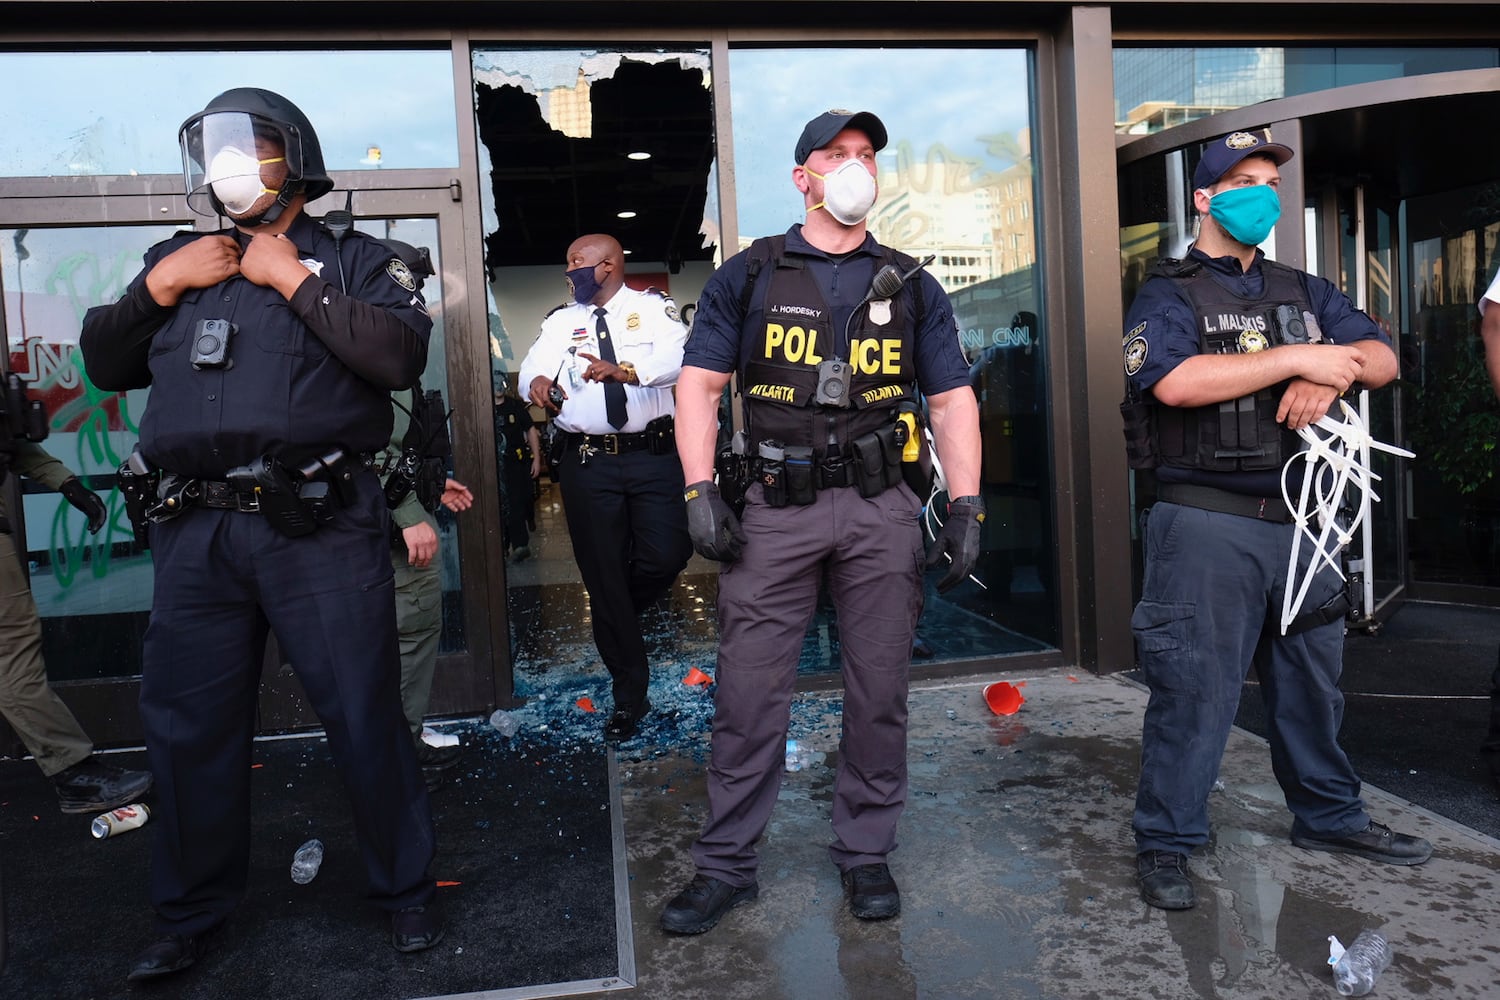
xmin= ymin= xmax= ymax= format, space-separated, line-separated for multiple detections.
xmin=1115 ymin=47 xmax=1500 ymax=135
xmin=867 ymin=135 xmax=1034 ymax=290
xmin=1115 ymin=48 xmax=1285 ymax=132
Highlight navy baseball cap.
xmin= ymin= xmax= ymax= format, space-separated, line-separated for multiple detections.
xmin=1193 ymin=129 xmax=1294 ymax=189
xmin=795 ymin=109 xmax=888 ymax=164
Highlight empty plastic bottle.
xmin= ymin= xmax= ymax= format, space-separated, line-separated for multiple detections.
xmin=490 ymin=709 xmax=518 ymax=737
xmin=290 ymin=838 xmax=324 ymax=885
xmin=784 ymin=739 xmax=803 ymax=772
xmin=1331 ymin=929 xmax=1393 ymax=996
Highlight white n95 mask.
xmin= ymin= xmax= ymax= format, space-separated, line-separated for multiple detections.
xmin=206 ymin=146 xmax=283 ymax=215
xmin=805 ymin=159 xmax=878 ymax=226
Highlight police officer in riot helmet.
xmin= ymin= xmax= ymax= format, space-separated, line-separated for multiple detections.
xmin=80 ymin=88 xmax=442 ymax=982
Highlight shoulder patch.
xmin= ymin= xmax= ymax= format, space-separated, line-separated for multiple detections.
xmin=1124 ymin=333 xmax=1149 ymax=377
xmin=386 ymin=258 xmax=417 ymax=292
xmin=1123 ymin=320 xmax=1147 ymax=345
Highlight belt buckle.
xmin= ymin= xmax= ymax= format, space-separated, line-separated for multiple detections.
xmin=603 ymin=434 xmax=620 ymax=455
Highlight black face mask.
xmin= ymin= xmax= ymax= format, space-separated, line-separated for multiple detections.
xmin=566 ymin=263 xmax=603 ymax=305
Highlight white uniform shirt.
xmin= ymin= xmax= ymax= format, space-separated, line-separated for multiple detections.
xmin=519 ymin=284 xmax=687 ymax=435
xmin=1480 ymin=267 xmax=1500 ymax=317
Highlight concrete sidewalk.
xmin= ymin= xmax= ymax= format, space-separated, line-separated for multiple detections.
xmin=614 ymin=668 xmax=1500 ymax=999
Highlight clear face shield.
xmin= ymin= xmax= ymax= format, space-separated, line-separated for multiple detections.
xmin=180 ymin=111 xmax=299 ymax=217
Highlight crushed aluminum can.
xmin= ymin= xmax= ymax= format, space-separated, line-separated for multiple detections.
xmin=92 ymin=802 xmax=151 ymax=839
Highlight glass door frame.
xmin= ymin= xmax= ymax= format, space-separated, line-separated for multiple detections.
xmin=0 ymin=169 xmax=511 ymax=745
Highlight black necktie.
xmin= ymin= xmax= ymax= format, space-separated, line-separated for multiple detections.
xmin=595 ymin=307 xmax=628 ymax=430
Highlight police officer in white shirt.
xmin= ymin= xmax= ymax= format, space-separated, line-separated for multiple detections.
xmin=519 ymin=233 xmax=692 ymax=741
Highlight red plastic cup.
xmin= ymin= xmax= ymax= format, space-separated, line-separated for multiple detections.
xmin=983 ymin=681 xmax=1025 ymax=716
xmin=683 ymin=667 xmax=714 ymax=686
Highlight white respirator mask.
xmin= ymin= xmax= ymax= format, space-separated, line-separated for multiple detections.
xmin=805 ymin=159 xmax=878 ymax=226
xmin=206 ymin=146 xmax=283 ymax=215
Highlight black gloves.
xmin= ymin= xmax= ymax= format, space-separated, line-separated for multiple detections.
xmin=60 ymin=477 xmax=108 ymax=534
xmin=925 ymin=494 xmax=985 ymax=593
xmin=684 ymin=480 xmax=745 ymax=562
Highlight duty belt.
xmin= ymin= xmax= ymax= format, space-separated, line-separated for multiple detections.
xmin=1157 ymin=482 xmax=1292 ymax=524
xmin=198 ymin=478 xmax=268 ymax=512
xmin=561 ymin=430 xmax=655 ymax=455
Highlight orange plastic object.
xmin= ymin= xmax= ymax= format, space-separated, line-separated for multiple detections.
xmin=576 ymin=696 xmax=596 ymax=713
xmin=683 ymin=666 xmax=714 ymax=686
xmin=983 ymin=681 xmax=1025 ymax=716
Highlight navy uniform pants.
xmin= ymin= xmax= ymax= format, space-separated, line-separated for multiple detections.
xmin=1131 ymin=501 xmax=1369 ymax=855
xmin=141 ymin=474 xmax=435 ymax=935
xmin=557 ymin=445 xmax=691 ymax=710
xmin=691 ymin=482 xmax=924 ymax=886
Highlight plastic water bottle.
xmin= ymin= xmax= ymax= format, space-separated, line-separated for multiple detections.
xmin=490 ymin=709 xmax=518 ymax=737
xmin=784 ymin=739 xmax=803 ymax=772
xmin=1330 ymin=929 xmax=1393 ymax=996
xmin=290 ymin=838 xmax=324 ymax=885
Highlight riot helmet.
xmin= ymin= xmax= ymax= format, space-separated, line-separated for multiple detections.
xmin=179 ymin=88 xmax=334 ymax=225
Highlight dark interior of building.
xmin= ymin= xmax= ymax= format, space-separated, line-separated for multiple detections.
xmin=476 ymin=59 xmax=716 ymax=273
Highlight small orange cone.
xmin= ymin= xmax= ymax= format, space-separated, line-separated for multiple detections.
xmin=983 ymin=681 xmax=1025 ymax=716
xmin=683 ymin=667 xmax=714 ymax=686
xmin=576 ymin=696 xmax=596 ymax=713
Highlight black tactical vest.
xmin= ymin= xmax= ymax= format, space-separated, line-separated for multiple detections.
xmin=1143 ymin=257 xmax=1315 ymax=473
xmin=739 ymin=237 xmax=918 ymax=454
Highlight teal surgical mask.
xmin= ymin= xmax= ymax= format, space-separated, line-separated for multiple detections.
xmin=1208 ymin=184 xmax=1280 ymax=246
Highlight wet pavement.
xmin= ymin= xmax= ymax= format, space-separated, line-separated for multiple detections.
xmin=611 ymin=669 xmax=1500 ymax=1000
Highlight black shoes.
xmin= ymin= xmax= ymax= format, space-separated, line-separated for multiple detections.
xmin=392 ymin=904 xmax=445 ymax=952
xmin=1291 ymin=821 xmax=1434 ymax=865
xmin=414 ymin=739 xmax=463 ymax=771
xmin=1136 ymin=851 xmax=1195 ymax=910
xmin=843 ymin=863 xmax=901 ymax=920
xmin=660 ymin=874 xmax=759 ymax=935
xmin=51 ymin=756 xmax=153 ymax=815
xmin=604 ymin=700 xmax=651 ymax=742
xmin=126 ymin=932 xmax=208 ymax=983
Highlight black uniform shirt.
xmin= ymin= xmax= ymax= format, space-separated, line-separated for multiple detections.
xmin=81 ymin=213 xmax=430 ymax=478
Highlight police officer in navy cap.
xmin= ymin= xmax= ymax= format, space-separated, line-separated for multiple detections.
xmin=658 ymin=109 xmax=982 ymax=934
xmin=80 ymin=87 xmax=442 ymax=981
xmin=1121 ymin=128 xmax=1431 ymax=911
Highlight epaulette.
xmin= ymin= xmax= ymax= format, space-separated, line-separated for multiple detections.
xmin=542 ymin=302 xmax=570 ymax=320
xmin=1148 ymin=256 xmax=1203 ymax=280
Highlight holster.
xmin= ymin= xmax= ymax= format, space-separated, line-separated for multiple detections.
xmin=226 ymin=455 xmax=327 ymax=538
xmin=117 ymin=446 xmax=162 ymax=547
xmin=645 ymin=414 xmax=677 ymax=455
xmin=714 ymin=448 xmax=751 ymax=518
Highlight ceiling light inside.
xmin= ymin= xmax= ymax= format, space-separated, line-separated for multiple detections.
xmin=617 ymin=210 xmax=637 ymax=219
xmin=626 ymin=151 xmax=651 ymax=160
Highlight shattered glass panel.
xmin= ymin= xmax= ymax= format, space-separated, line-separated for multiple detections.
xmin=470 ymin=45 xmax=722 ymax=679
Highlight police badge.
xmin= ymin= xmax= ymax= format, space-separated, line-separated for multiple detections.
xmin=1238 ymin=329 xmax=1269 ymax=353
